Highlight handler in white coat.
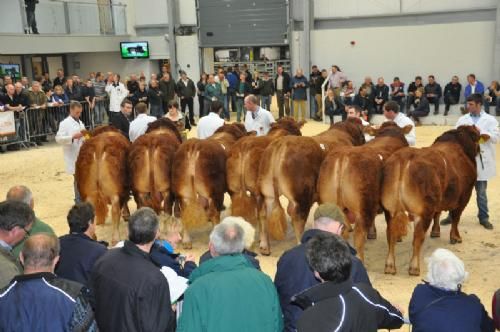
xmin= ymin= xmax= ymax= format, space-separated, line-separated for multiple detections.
xmin=383 ymin=101 xmax=416 ymax=146
xmin=55 ymin=101 xmax=86 ymax=203
xmin=105 ymin=74 xmax=129 ymax=123
xmin=244 ymin=94 xmax=275 ymax=136
xmin=441 ymin=93 xmax=499 ymax=229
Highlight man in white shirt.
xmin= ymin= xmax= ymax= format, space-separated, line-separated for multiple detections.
xmin=244 ymin=94 xmax=275 ymax=136
xmin=55 ymin=101 xmax=86 ymax=202
xmin=129 ymin=102 xmax=157 ymax=142
xmin=105 ymin=74 xmax=128 ymax=123
xmin=383 ymin=101 xmax=416 ymax=146
xmin=197 ymin=100 xmax=225 ymax=139
xmin=441 ymin=94 xmax=499 ymax=230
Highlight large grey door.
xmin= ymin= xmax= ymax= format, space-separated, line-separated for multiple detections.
xmin=198 ymin=0 xmax=288 ymax=47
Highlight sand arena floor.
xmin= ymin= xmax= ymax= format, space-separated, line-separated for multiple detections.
xmin=1 ymin=120 xmax=499 ymax=319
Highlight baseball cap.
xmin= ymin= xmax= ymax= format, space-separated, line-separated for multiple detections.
xmin=313 ymin=203 xmax=345 ymax=225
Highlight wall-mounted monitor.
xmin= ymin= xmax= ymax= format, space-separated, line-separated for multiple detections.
xmin=120 ymin=41 xmax=150 ymax=59
xmin=0 ymin=63 xmax=21 ymax=80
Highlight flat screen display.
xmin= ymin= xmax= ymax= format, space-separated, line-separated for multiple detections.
xmin=0 ymin=63 xmax=21 ymax=79
xmin=120 ymin=41 xmax=150 ymax=59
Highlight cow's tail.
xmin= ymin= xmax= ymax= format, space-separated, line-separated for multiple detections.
xmin=391 ymin=211 xmax=409 ymax=238
xmin=268 ymin=177 xmax=287 ymax=241
xmin=180 ymin=161 xmax=207 ymax=231
xmin=94 ymin=190 xmax=109 ymax=225
xmin=231 ymin=151 xmax=258 ymax=225
xmin=149 ymin=146 xmax=163 ymax=213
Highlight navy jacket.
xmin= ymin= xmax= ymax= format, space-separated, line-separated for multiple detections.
xmin=56 ymin=233 xmax=107 ymax=285
xmin=275 ymin=229 xmax=371 ymax=332
xmin=290 ymin=75 xmax=309 ymax=100
xmin=409 ymin=283 xmax=494 ymax=332
xmin=150 ymin=242 xmax=197 ymax=278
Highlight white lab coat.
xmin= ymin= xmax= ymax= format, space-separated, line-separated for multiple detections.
xmin=55 ymin=116 xmax=86 ymax=175
xmin=456 ymin=112 xmax=499 ymax=181
xmin=244 ymin=107 xmax=275 ymax=136
xmin=388 ymin=112 xmax=416 ymax=146
xmin=105 ymin=82 xmax=129 ymax=113
xmin=129 ymin=113 xmax=157 ymax=142
xmin=197 ymin=112 xmax=225 ymax=139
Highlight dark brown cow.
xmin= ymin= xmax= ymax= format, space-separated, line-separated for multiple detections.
xmin=172 ymin=123 xmax=248 ymax=248
xmin=227 ymin=117 xmax=304 ymax=226
xmin=128 ymin=118 xmax=182 ymax=216
xmin=257 ymin=119 xmax=366 ymax=255
xmin=381 ymin=125 xmax=480 ymax=275
xmin=75 ymin=126 xmax=130 ymax=244
xmin=317 ymin=121 xmax=412 ymax=262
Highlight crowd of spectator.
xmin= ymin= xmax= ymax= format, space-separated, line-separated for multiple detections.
xmin=0 ymin=184 xmax=498 ymax=331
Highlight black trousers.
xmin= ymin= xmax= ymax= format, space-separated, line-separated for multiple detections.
xmin=198 ymin=95 xmax=204 ymax=118
xmin=444 ymin=96 xmax=458 ymax=111
xmin=427 ymin=96 xmax=440 ymax=113
xmin=181 ymin=97 xmax=194 ymax=122
xmin=25 ymin=3 xmax=38 ymax=33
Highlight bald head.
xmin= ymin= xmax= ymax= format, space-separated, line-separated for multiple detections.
xmin=6 ymin=185 xmax=34 ymax=209
xmin=20 ymin=233 xmax=60 ymax=272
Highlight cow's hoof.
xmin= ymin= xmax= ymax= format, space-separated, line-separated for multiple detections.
xmin=367 ymin=233 xmax=377 ymax=240
xmin=430 ymin=231 xmax=440 ymax=238
xmin=260 ymin=247 xmax=271 ymax=256
xmin=182 ymin=242 xmax=193 ymax=250
xmin=397 ymin=237 xmax=403 ymax=242
xmin=450 ymin=237 xmax=462 ymax=244
xmin=408 ymin=266 xmax=420 ymax=276
xmin=384 ymin=265 xmax=397 ymax=275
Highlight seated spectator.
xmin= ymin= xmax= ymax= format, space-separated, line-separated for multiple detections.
xmin=50 ymin=84 xmax=69 ymax=105
xmin=150 ymin=217 xmax=197 ymax=278
xmin=444 ymin=75 xmax=462 ymax=116
xmin=294 ymin=232 xmax=404 ymax=332
xmin=90 ymin=207 xmax=175 ymax=331
xmin=462 ymin=73 xmax=485 ymax=114
xmin=409 ymin=248 xmax=494 ymax=332
xmin=424 ymin=75 xmax=442 ymax=115
xmin=177 ymin=222 xmax=283 ymax=331
xmin=407 ymin=76 xmax=424 ymax=113
xmin=56 ymin=202 xmax=107 ymax=285
xmin=275 ymin=203 xmax=371 ymax=331
xmin=360 ymin=76 xmax=375 ymax=98
xmin=164 ymin=100 xmax=189 ymax=140
xmin=373 ymin=77 xmax=389 ymax=114
xmin=197 ymin=100 xmax=225 ymax=139
xmin=484 ymin=80 xmax=499 ymax=116
xmin=129 ymin=102 xmax=156 ymax=142
xmin=410 ymin=89 xmax=430 ymax=125
xmin=493 ymin=289 xmax=500 ymax=330
xmin=0 ymin=200 xmax=34 ymax=288
xmin=353 ymin=86 xmax=373 ymax=121
xmin=340 ymin=80 xmax=355 ymax=106
xmin=390 ymin=77 xmax=405 ymax=113
xmin=6 ymin=185 xmax=55 ymax=259
xmin=0 ymin=233 xmax=97 ymax=331
xmin=324 ymin=87 xmax=342 ymax=124
xmin=383 ymin=101 xmax=416 ymax=146
xmin=199 ymin=216 xmax=260 ymax=270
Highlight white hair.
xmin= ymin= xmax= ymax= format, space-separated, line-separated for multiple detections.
xmin=209 ymin=222 xmax=245 ymax=255
xmin=221 ymin=216 xmax=255 ymax=249
xmin=426 ymin=248 xmax=468 ymax=291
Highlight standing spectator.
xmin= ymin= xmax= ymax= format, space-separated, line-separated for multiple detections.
xmin=484 ymin=80 xmax=500 ymax=115
xmin=6 ymin=185 xmax=55 ymax=259
xmin=275 ymin=64 xmax=292 ymax=118
xmin=131 ymin=81 xmax=148 ymax=109
xmin=353 ymin=86 xmax=374 ymax=121
xmin=309 ymin=65 xmax=322 ymax=119
xmin=105 ymin=74 xmax=128 ymax=123
xmin=90 ymin=208 xmax=175 ymax=332
xmin=407 ymin=76 xmax=424 ymax=113
xmin=383 ymin=100 xmax=416 ymax=146
xmin=409 ymin=248 xmax=494 ymax=332
xmin=1 ymin=84 xmax=27 ymax=149
xmin=235 ymin=73 xmax=252 ymax=122
xmin=409 ymin=89 xmax=430 ymax=125
xmin=53 ymin=68 xmax=66 ymax=87
xmin=159 ymin=72 xmax=176 ymax=111
xmin=197 ymin=72 xmax=208 ymax=117
xmin=82 ymin=79 xmax=95 ymax=111
xmin=251 ymin=71 xmax=262 ymax=103
xmin=295 ymin=233 xmax=404 ymax=332
xmin=0 ymin=200 xmax=34 ymax=288
xmin=164 ymin=100 xmax=189 ymax=140
xmin=55 ymin=101 xmax=86 ymax=202
xmin=176 ymin=70 xmax=197 ymax=125
xmin=424 ymin=75 xmax=442 ymax=115
xmin=242 ymin=64 xmax=253 ymax=83
xmin=110 ymin=99 xmax=133 ymax=140
xmin=443 ymin=75 xmax=462 ymax=116
xmin=51 ymin=85 xmax=68 ymax=104
xmin=441 ymin=94 xmax=499 ymax=229
xmin=126 ymin=74 xmax=139 ymax=97
xmin=21 ymin=76 xmax=30 ymax=90
xmin=290 ymin=69 xmax=309 ymax=121
xmin=205 ymin=74 xmax=222 ymax=116
xmin=41 ymin=72 xmax=52 ymax=92
xmin=373 ymin=77 xmax=389 ymax=114
xmin=390 ymin=77 xmax=406 ymax=113
xmin=226 ymin=66 xmax=239 ymax=113
xmin=65 ymin=78 xmax=83 ymax=101
xmin=93 ymin=72 xmax=107 ymax=125
xmin=215 ymin=69 xmax=230 ymax=120
xmin=24 ymin=0 xmax=39 ymax=34
xmin=148 ymin=79 xmax=163 ymax=118
xmin=244 ymin=94 xmax=275 ymax=136
xmin=177 ymin=221 xmax=283 ymax=332
xmin=327 ymin=65 xmax=347 ymax=98
xmin=312 ymin=69 xmax=327 ymax=121
xmin=27 ymin=81 xmax=49 ymax=145
xmin=0 ymin=233 xmax=97 ymax=331
xmin=259 ymin=71 xmax=275 ymax=111
xmin=129 ymin=102 xmax=156 ymax=142
xmin=275 ymin=203 xmax=371 ymax=331
xmin=56 ymin=202 xmax=107 ymax=285
xmin=197 ymin=100 xmax=225 ymax=139
xmin=158 ymin=64 xmax=169 ymax=80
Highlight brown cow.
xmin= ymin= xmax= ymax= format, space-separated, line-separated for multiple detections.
xmin=75 ymin=126 xmax=130 ymax=244
xmin=257 ymin=119 xmax=366 ymax=255
xmin=128 ymin=118 xmax=182 ymax=217
xmin=172 ymin=123 xmax=248 ymax=248
xmin=317 ymin=121 xmax=412 ymax=262
xmin=227 ymin=117 xmax=304 ymax=226
xmin=381 ymin=125 xmax=480 ymax=275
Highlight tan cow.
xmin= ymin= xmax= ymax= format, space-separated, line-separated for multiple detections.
xmin=318 ymin=121 xmax=412 ymax=262
xmin=381 ymin=125 xmax=480 ymax=275
xmin=75 ymin=126 xmax=130 ymax=244
xmin=257 ymin=119 xmax=366 ymax=255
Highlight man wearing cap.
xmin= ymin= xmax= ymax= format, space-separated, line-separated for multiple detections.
xmin=274 ymin=203 xmax=371 ymax=332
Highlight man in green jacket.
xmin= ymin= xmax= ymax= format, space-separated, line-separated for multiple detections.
xmin=177 ymin=222 xmax=283 ymax=332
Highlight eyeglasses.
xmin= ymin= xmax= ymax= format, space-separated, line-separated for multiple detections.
xmin=22 ymin=226 xmax=31 ymax=238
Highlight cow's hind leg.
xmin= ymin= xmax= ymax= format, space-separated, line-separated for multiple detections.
xmin=430 ymin=212 xmax=441 ymax=238
xmin=449 ymin=208 xmax=464 ymax=244
xmin=111 ymin=195 xmax=122 ymax=245
xmin=385 ymin=210 xmax=408 ymax=275
xmin=409 ymin=214 xmax=432 ymax=276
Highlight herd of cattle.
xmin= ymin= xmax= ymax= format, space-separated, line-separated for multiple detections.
xmin=74 ymin=117 xmax=481 ymax=276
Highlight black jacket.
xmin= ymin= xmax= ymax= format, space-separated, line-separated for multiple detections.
xmin=275 ymin=72 xmax=291 ymax=94
xmin=408 ymin=82 xmax=423 ymax=95
xmin=56 ymin=233 xmax=107 ymax=285
xmin=294 ymin=279 xmax=404 ymax=332
xmin=413 ymin=96 xmax=430 ymax=115
xmin=148 ymin=86 xmax=163 ymax=106
xmin=176 ymin=78 xmax=196 ymax=98
xmin=65 ymin=85 xmax=83 ymax=101
xmin=353 ymin=93 xmax=373 ymax=112
xmin=132 ymin=89 xmax=149 ymax=106
xmin=159 ymin=79 xmax=176 ymax=102
xmin=150 ymin=242 xmax=197 ymax=278
xmin=110 ymin=111 xmax=130 ymax=140
xmin=275 ymin=229 xmax=371 ymax=332
xmin=259 ymin=79 xmax=275 ymax=96
xmin=373 ymin=84 xmax=389 ymax=101
xmin=127 ymin=80 xmax=139 ymax=95
xmin=424 ymin=82 xmax=442 ymax=99
xmin=444 ymin=82 xmax=462 ymax=100
xmin=309 ymin=72 xmax=324 ymax=94
xmin=89 ymin=240 xmax=175 ymax=332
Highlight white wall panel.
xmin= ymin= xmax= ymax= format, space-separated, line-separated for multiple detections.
xmin=402 ymin=0 xmax=496 ymax=13
xmin=179 ymin=0 xmax=197 ymax=25
xmin=0 ymin=0 xmax=23 ymax=33
xmin=134 ymin=0 xmax=168 ymax=26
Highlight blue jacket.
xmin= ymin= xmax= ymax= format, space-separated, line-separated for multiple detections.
xmin=409 ymin=283 xmax=494 ymax=332
xmin=56 ymin=233 xmax=107 ymax=285
xmin=227 ymin=72 xmax=239 ymax=90
xmin=464 ymin=80 xmax=485 ymax=98
xmin=290 ymin=75 xmax=309 ymax=100
xmin=275 ymin=229 xmax=371 ymax=332
xmin=150 ymin=241 xmax=197 ymax=278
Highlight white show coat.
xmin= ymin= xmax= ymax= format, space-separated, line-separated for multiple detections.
xmin=387 ymin=112 xmax=416 ymax=146
xmin=456 ymin=111 xmax=499 ymax=181
xmin=244 ymin=107 xmax=275 ymax=136
xmin=129 ymin=113 xmax=157 ymax=142
xmin=105 ymin=82 xmax=129 ymax=113
xmin=197 ymin=112 xmax=225 ymax=139
xmin=55 ymin=116 xmax=86 ymax=175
